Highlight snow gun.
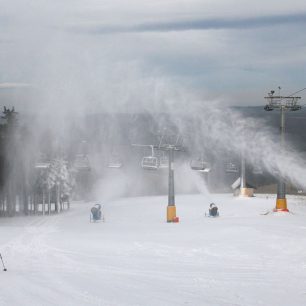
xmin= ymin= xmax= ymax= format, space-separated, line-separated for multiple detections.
xmin=90 ymin=204 xmax=102 ymax=222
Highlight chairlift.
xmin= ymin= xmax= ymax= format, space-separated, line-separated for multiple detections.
xmin=75 ymin=154 xmax=90 ymax=171
xmin=226 ymin=162 xmax=238 ymax=173
xmin=35 ymin=162 xmax=50 ymax=169
xmin=108 ymin=155 xmax=123 ymax=168
xmin=190 ymin=159 xmax=211 ymax=172
xmin=108 ymin=161 xmax=123 ymax=168
xmin=141 ymin=156 xmax=159 ymax=170
xmin=159 ymin=153 xmax=169 ymax=169
xmin=140 ymin=145 xmax=159 ymax=170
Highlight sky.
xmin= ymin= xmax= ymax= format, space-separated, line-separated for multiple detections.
xmin=0 ymin=0 xmax=306 ymax=113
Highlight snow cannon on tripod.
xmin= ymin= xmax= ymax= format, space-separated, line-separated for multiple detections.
xmin=205 ymin=203 xmax=219 ymax=218
xmin=90 ymin=204 xmax=103 ymax=222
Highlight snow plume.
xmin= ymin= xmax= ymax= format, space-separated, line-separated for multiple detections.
xmin=2 ymin=0 xmax=306 ymax=212
xmin=168 ymin=100 xmax=306 ymax=191
xmin=1 ymin=0 xmax=305 ymax=199
xmin=175 ymin=162 xmax=213 ymax=202
xmin=3 ymin=65 xmax=306 ymax=201
xmin=92 ymin=173 xmax=130 ymax=203
xmin=2 ymin=79 xmax=306 ymax=203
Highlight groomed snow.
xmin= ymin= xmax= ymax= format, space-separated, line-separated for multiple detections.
xmin=1 ymin=194 xmax=306 ymax=306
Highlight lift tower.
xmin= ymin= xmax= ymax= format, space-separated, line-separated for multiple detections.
xmin=264 ymin=89 xmax=301 ymax=212
xmin=133 ymin=134 xmax=183 ymax=222
xmin=158 ymin=143 xmax=183 ymax=222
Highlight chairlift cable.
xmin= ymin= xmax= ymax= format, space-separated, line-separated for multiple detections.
xmin=276 ymin=87 xmax=306 ymax=102
xmin=287 ymin=87 xmax=306 ymax=97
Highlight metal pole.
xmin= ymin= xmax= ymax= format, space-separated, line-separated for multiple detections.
xmin=276 ymin=106 xmax=287 ymax=209
xmin=264 ymin=91 xmax=301 ymax=212
xmin=239 ymin=149 xmax=254 ymax=197
xmin=168 ymin=148 xmax=175 ymax=206
xmin=166 ymin=147 xmax=177 ymax=222
xmin=42 ymin=189 xmax=45 ymax=216
xmin=240 ymin=153 xmax=246 ymax=189
xmin=48 ymin=190 xmax=51 ymax=215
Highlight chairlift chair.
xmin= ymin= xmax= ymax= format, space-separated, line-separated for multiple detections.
xmin=35 ymin=162 xmax=50 ymax=169
xmin=140 ymin=145 xmax=159 ymax=170
xmin=225 ymin=162 xmax=238 ymax=173
xmin=108 ymin=161 xmax=123 ymax=168
xmin=190 ymin=159 xmax=210 ymax=172
xmin=108 ymin=156 xmax=123 ymax=168
xmin=141 ymin=156 xmax=159 ymax=170
xmin=75 ymin=154 xmax=91 ymax=171
xmin=159 ymin=153 xmax=169 ymax=169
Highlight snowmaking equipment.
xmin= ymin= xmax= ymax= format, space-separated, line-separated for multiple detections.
xmin=90 ymin=204 xmax=103 ymax=222
xmin=264 ymin=88 xmax=302 ymax=212
xmin=205 ymin=203 xmax=219 ymax=218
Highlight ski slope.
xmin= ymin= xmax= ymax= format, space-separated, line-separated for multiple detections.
xmin=1 ymin=194 xmax=306 ymax=306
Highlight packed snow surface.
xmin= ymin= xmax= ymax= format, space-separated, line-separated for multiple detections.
xmin=1 ymin=194 xmax=306 ymax=306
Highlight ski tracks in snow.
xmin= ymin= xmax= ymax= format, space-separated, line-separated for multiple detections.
xmin=0 ymin=213 xmax=106 ymax=306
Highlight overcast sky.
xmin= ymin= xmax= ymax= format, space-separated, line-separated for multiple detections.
xmin=1 ymin=0 xmax=306 ymax=113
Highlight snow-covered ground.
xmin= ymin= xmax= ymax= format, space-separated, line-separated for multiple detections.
xmin=1 ymin=194 xmax=306 ymax=306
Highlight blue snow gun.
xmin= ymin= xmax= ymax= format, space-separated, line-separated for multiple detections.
xmin=90 ymin=204 xmax=102 ymax=222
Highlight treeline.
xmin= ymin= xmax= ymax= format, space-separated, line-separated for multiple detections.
xmin=0 ymin=107 xmax=78 ymax=217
